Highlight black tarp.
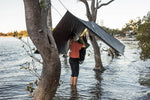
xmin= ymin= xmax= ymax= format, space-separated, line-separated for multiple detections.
xmin=53 ymin=11 xmax=125 ymax=55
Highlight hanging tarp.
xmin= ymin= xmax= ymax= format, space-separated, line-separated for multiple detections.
xmin=53 ymin=11 xmax=125 ymax=55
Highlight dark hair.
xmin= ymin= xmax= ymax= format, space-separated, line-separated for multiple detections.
xmin=69 ymin=33 xmax=76 ymax=40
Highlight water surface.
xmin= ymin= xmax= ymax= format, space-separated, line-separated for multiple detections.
xmin=0 ymin=37 xmax=150 ymax=100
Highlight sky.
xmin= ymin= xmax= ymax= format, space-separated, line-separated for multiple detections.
xmin=0 ymin=0 xmax=150 ymax=33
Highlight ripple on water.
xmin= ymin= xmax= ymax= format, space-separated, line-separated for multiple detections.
xmin=1 ymin=38 xmax=150 ymax=100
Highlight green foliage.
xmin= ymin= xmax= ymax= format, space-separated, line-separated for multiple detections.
xmin=40 ymin=0 xmax=45 ymax=8
xmin=20 ymin=60 xmax=41 ymax=96
xmin=20 ymin=61 xmax=41 ymax=96
xmin=20 ymin=60 xmax=41 ymax=79
xmin=122 ymin=18 xmax=141 ymax=35
xmin=18 ymin=37 xmax=42 ymax=96
xmin=24 ymin=80 xmax=39 ymax=96
xmin=138 ymin=20 xmax=150 ymax=34
xmin=136 ymin=34 xmax=150 ymax=60
xmin=102 ymin=26 xmax=125 ymax=37
xmin=136 ymin=12 xmax=150 ymax=60
xmin=18 ymin=36 xmax=22 ymax=39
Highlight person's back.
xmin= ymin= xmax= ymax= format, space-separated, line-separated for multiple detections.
xmin=69 ymin=36 xmax=85 ymax=86
xmin=69 ymin=41 xmax=82 ymax=58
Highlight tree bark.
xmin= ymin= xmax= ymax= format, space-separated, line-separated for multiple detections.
xmin=47 ymin=0 xmax=52 ymax=30
xmin=23 ymin=0 xmax=61 ymax=99
xmin=88 ymin=32 xmax=104 ymax=71
xmin=80 ymin=0 xmax=114 ymax=71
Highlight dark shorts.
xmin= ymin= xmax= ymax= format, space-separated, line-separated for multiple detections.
xmin=69 ymin=57 xmax=79 ymax=77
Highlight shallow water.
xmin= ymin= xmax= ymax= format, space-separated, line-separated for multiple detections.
xmin=0 ymin=37 xmax=150 ymax=100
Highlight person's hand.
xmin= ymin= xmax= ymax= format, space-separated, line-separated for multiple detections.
xmin=80 ymin=36 xmax=83 ymax=40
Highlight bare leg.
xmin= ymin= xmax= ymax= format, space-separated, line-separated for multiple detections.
xmin=70 ymin=76 xmax=74 ymax=85
xmin=73 ymin=77 xmax=78 ymax=85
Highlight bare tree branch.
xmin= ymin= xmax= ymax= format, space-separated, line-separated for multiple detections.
xmin=91 ymin=0 xmax=95 ymax=15
xmin=98 ymin=0 xmax=114 ymax=9
xmin=96 ymin=0 xmax=99 ymax=8
xmin=18 ymin=38 xmax=43 ymax=64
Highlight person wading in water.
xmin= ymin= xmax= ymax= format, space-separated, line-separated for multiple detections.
xmin=69 ymin=35 xmax=86 ymax=86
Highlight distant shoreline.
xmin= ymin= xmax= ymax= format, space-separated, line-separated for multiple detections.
xmin=0 ymin=30 xmax=28 ymax=37
xmin=0 ymin=36 xmax=12 ymax=37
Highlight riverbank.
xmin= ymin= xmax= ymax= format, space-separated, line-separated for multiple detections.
xmin=0 ymin=36 xmax=12 ymax=37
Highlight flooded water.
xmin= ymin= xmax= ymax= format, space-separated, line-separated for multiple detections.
xmin=0 ymin=37 xmax=150 ymax=100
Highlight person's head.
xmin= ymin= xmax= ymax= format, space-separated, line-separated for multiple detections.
xmin=70 ymin=34 xmax=78 ymax=42
xmin=73 ymin=35 xmax=77 ymax=41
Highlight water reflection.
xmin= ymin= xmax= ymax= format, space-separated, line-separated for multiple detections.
xmin=70 ymin=85 xmax=79 ymax=100
xmin=89 ymin=72 xmax=102 ymax=99
xmin=139 ymin=66 xmax=150 ymax=87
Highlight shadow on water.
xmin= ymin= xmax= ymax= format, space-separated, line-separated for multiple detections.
xmin=88 ymin=71 xmax=103 ymax=100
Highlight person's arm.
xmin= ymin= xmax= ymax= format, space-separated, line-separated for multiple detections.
xmin=80 ymin=37 xmax=86 ymax=48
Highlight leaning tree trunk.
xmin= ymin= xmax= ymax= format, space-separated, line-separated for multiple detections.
xmin=23 ymin=0 xmax=61 ymax=100
xmin=88 ymin=9 xmax=104 ymax=71
xmin=80 ymin=0 xmax=114 ymax=71
xmin=88 ymin=32 xmax=104 ymax=71
xmin=88 ymin=13 xmax=105 ymax=71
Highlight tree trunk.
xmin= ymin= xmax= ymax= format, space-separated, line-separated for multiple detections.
xmin=88 ymin=8 xmax=104 ymax=71
xmin=80 ymin=0 xmax=114 ymax=71
xmin=80 ymin=0 xmax=103 ymax=71
xmin=23 ymin=0 xmax=61 ymax=100
xmin=86 ymin=17 xmax=104 ymax=71
xmin=88 ymin=31 xmax=104 ymax=71
xmin=47 ymin=0 xmax=52 ymax=30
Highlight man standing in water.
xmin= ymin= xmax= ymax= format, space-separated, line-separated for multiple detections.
xmin=69 ymin=35 xmax=86 ymax=86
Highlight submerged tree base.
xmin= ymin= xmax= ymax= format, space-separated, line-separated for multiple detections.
xmin=93 ymin=67 xmax=106 ymax=73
